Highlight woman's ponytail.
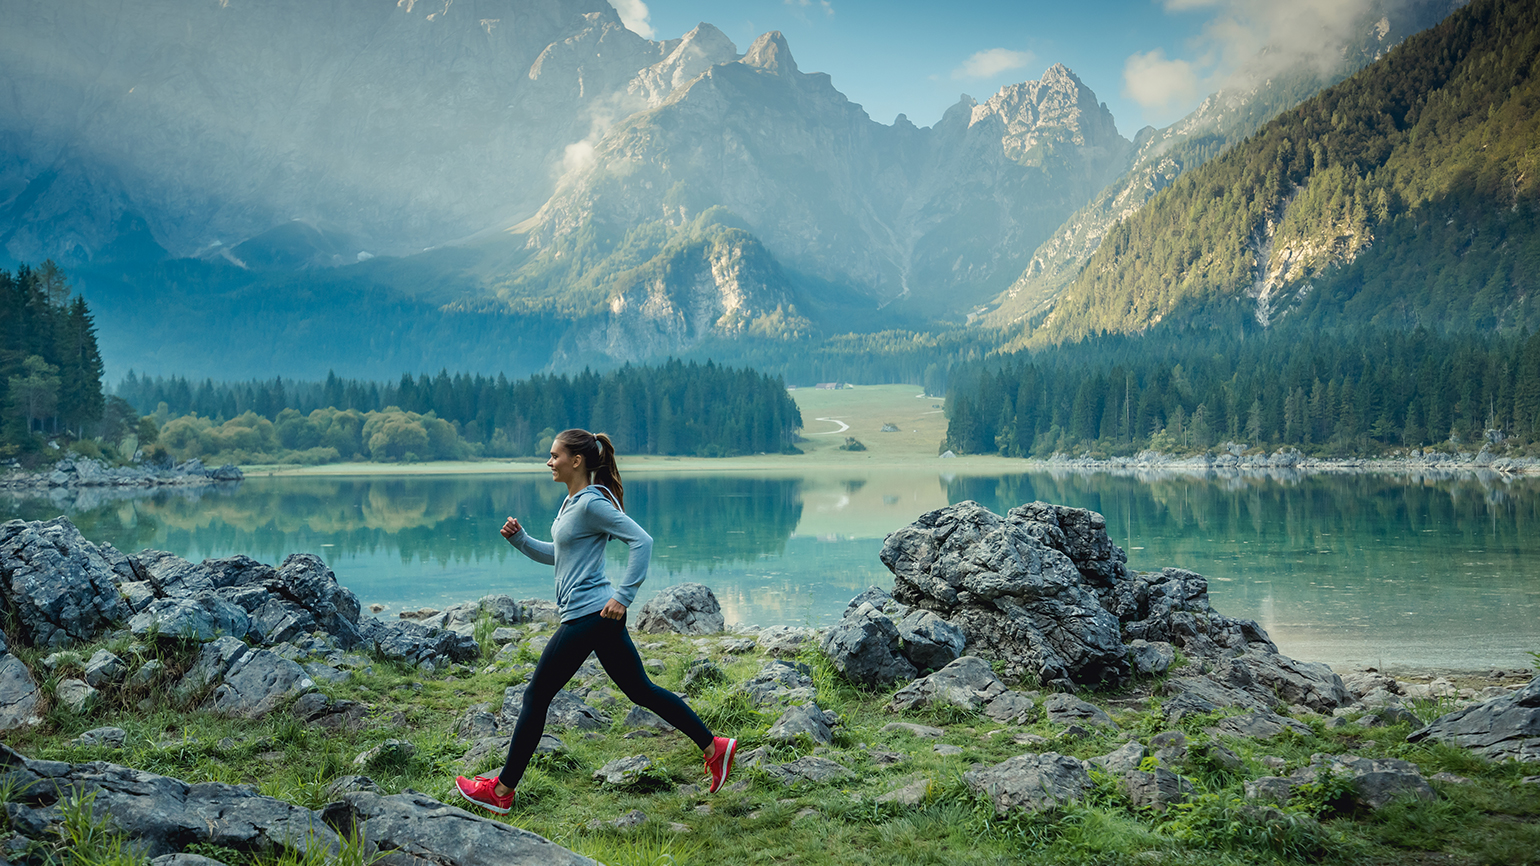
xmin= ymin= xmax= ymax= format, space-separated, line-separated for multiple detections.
xmin=592 ymin=432 xmax=624 ymax=511
xmin=555 ymin=428 xmax=625 ymax=511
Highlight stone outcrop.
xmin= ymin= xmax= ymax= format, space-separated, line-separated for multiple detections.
xmin=0 ymin=458 xmax=242 ymax=492
xmin=1243 ymin=754 xmax=1436 ymax=812
xmin=1105 ymin=567 xmax=1276 ymax=661
xmin=1407 ymin=675 xmax=1540 ymax=762
xmin=820 ymin=601 xmax=916 ymax=688
xmin=0 ymin=517 xmax=133 ymax=647
xmin=499 ymin=685 xmax=612 ymax=731
xmin=964 ymin=753 xmax=1094 ymax=814
xmin=0 ymin=652 xmax=42 ymax=730
xmin=0 ymin=743 xmax=594 ymax=864
xmin=766 ymin=703 xmax=839 ymax=745
xmin=636 ymin=583 xmax=725 ymax=635
xmin=742 ymin=660 xmax=817 ymax=708
xmin=886 ymin=656 xmax=1035 ymax=724
xmin=881 ymin=501 xmax=1129 ymax=686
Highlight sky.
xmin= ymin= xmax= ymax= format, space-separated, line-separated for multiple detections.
xmin=608 ymin=0 xmax=1392 ymax=137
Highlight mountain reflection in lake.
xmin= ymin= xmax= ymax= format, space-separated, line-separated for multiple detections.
xmin=5 ymin=468 xmax=1538 ymax=670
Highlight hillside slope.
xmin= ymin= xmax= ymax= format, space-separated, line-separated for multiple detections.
xmin=1023 ymin=0 xmax=1540 ymax=345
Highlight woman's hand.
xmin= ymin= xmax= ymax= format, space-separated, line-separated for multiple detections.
xmin=500 ymin=517 xmax=522 ymax=542
xmin=600 ymin=599 xmax=627 ymax=620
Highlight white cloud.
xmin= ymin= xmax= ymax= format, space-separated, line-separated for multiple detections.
xmin=784 ymin=0 xmax=835 ymax=16
xmin=1122 ymin=49 xmax=1201 ymax=112
xmin=952 ymin=48 xmax=1035 ymax=80
xmin=610 ymin=0 xmax=655 ymax=39
xmin=1125 ymin=0 xmax=1386 ymax=120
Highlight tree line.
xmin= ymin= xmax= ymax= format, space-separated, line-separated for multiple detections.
xmin=1031 ymin=0 xmax=1540 ymax=344
xmin=120 ymin=358 xmax=803 ymax=460
xmin=0 ymin=263 xmax=106 ymax=456
xmin=945 ymin=327 xmax=1540 ymax=458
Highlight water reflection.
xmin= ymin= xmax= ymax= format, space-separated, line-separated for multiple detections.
xmin=5 ymin=468 xmax=1539 ymax=670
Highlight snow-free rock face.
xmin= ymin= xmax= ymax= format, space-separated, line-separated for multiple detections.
xmin=880 ymin=501 xmax=1128 ymax=687
xmin=0 ymin=517 xmax=133 ymax=647
xmin=636 ymin=582 xmax=725 ymax=635
xmin=1408 ymin=675 xmax=1540 ymax=762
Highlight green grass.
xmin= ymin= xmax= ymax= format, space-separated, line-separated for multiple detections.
xmin=3 ymin=627 xmax=1538 ymax=865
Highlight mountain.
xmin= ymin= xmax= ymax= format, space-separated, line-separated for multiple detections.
xmin=981 ymin=0 xmax=1464 ymax=333
xmin=513 ymin=41 xmax=1131 ymax=319
xmin=0 ymin=0 xmax=706 ymax=266
xmin=1020 ymin=0 xmax=1539 ymax=345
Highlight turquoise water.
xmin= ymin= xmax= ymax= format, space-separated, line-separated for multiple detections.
xmin=6 ymin=468 xmax=1539 ymax=671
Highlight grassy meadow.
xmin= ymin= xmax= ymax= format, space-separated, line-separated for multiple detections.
xmin=6 ymin=621 xmax=1539 ymax=866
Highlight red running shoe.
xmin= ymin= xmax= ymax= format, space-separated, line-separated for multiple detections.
xmin=455 ymin=774 xmax=514 ymax=814
xmin=705 ymin=736 xmax=738 ymax=793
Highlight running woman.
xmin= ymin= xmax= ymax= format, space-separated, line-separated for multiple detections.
xmin=454 ymin=428 xmax=737 ymax=813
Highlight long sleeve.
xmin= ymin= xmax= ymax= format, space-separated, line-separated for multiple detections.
xmin=582 ymin=495 xmax=652 ymax=607
xmin=508 ymin=527 xmax=556 ymax=565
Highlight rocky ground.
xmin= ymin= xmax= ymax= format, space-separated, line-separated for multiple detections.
xmin=0 ymin=457 xmax=242 ymax=492
xmin=1032 ymin=445 xmax=1540 ymax=477
xmin=1 ymin=504 xmax=1537 ymax=866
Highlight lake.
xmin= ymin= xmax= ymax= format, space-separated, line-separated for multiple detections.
xmin=6 ymin=466 xmax=1539 ymax=672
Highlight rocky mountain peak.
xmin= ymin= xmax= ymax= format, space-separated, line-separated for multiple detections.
xmin=629 ymin=22 xmax=738 ymax=105
xmin=971 ymin=64 xmax=1125 ymax=156
xmin=742 ymin=31 xmax=798 ymax=76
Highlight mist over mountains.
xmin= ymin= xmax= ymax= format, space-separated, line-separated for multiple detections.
xmin=0 ymin=0 xmax=1476 ymax=379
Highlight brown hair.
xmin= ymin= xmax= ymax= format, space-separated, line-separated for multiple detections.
xmin=555 ymin=428 xmax=624 ymax=511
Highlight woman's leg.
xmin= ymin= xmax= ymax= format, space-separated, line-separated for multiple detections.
xmin=592 ymin=615 xmax=714 ymax=750
xmin=497 ymin=614 xmax=601 ymax=790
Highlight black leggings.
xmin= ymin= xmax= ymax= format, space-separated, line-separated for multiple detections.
xmin=498 ymin=611 xmax=713 ymax=788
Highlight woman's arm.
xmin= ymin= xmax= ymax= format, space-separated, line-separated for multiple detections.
xmin=501 ymin=516 xmax=555 ymax=565
xmin=584 ymin=497 xmax=652 ymax=608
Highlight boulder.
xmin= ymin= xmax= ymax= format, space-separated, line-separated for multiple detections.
xmin=881 ymin=502 xmax=1128 ymax=687
xmin=498 ymin=685 xmax=611 ymax=731
xmin=179 ymin=637 xmax=314 ymax=719
xmin=964 ymin=753 xmax=1094 ymax=814
xmin=129 ymin=593 xmax=252 ymax=643
xmin=757 ymin=625 xmax=816 ymax=656
xmin=1105 ymin=567 xmax=1276 ymax=661
xmin=982 ymin=691 xmax=1037 ymax=724
xmin=1407 ymin=675 xmax=1540 ymax=762
xmin=456 ymin=706 xmax=500 ymax=741
xmin=1210 ymin=710 xmax=1312 ymax=740
xmin=1159 ymin=675 xmax=1269 ymax=721
xmin=1124 ymin=767 xmax=1194 ymax=811
xmin=821 ymin=602 xmax=916 ymax=688
xmin=133 ymin=549 xmax=216 ymax=597
xmin=83 ymin=649 xmax=128 ymax=687
xmin=622 ymin=705 xmax=675 ymax=734
xmin=877 ymin=779 xmax=931 ymax=806
xmin=843 ymin=585 xmax=908 ymax=618
xmin=1127 ymin=639 xmax=1175 ymax=676
xmin=272 ymin=554 xmax=365 ymax=648
xmin=355 ymin=740 xmax=416 ymax=769
xmin=1246 ymin=754 xmax=1436 ymax=812
xmin=0 ymin=744 xmax=340 ymax=860
xmin=881 ymin=722 xmax=944 ymax=739
xmin=1088 ymin=741 xmax=1145 ymax=775
xmin=742 ymin=659 xmax=816 ymax=708
xmin=323 ymin=789 xmax=598 ymax=865
xmin=56 ymin=677 xmax=100 ymax=713
xmin=0 ymin=517 xmax=133 ymax=647
xmin=0 ymin=653 xmax=42 ymax=730
xmin=1042 ymin=693 xmax=1115 ymax=728
xmin=1149 ymin=730 xmax=1188 ymax=764
xmin=359 ymin=617 xmax=480 ymax=669
xmin=895 ymin=609 xmax=966 ymax=672
xmin=72 ymin=726 xmax=128 ymax=748
xmin=593 ymin=755 xmax=655 ymax=787
xmin=636 ymin=583 xmax=724 ymax=635
xmin=763 ymin=755 xmax=854 ymax=787
xmin=888 ymin=656 xmax=1004 ymax=714
xmin=765 ymin=703 xmax=838 ymax=745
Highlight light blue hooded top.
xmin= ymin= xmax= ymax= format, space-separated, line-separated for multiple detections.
xmin=507 ymin=484 xmax=653 ymax=622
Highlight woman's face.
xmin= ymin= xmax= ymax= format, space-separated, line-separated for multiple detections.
xmin=547 ymin=440 xmax=584 ymax=485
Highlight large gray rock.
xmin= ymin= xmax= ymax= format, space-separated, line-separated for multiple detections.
xmin=765 ymin=703 xmax=839 ymax=745
xmin=359 ymin=617 xmax=480 ymax=669
xmin=0 ymin=517 xmax=133 ymax=647
xmin=1105 ymin=567 xmax=1277 ymax=660
xmin=964 ymin=752 xmax=1094 ymax=814
xmin=1407 ymin=675 xmax=1540 ymax=762
xmin=402 ymin=594 xmax=526 ymax=637
xmin=1244 ymin=754 xmax=1436 ymax=812
xmin=498 ymin=685 xmax=611 ymax=731
xmin=1043 ymin=693 xmax=1115 ymax=728
xmin=593 ymin=755 xmax=655 ymax=787
xmin=1127 ymin=639 xmax=1175 ymax=676
xmin=56 ymin=677 xmax=100 ymax=713
xmin=133 ymin=549 xmax=216 ymax=597
xmin=323 ymin=789 xmax=598 ymax=865
xmin=1210 ymin=710 xmax=1312 ymax=740
xmin=636 ymin=583 xmax=724 ymax=635
xmin=881 ymin=502 xmax=1128 ymax=687
xmin=885 ymin=655 xmax=1033 ymax=723
xmin=895 ymin=609 xmax=966 ymax=672
xmin=0 ymin=743 xmax=339 ymax=859
xmin=178 ymin=637 xmax=314 ymax=718
xmin=0 ymin=653 xmax=41 ymax=731
xmin=83 ymin=649 xmax=128 ymax=687
xmin=1123 ymin=767 xmax=1194 ymax=811
xmin=742 ymin=659 xmax=816 ymax=708
xmin=130 ymin=593 xmax=252 ymax=643
xmin=762 ymin=755 xmax=855 ymax=787
xmin=757 ymin=625 xmax=816 ymax=656
xmin=821 ymin=601 xmax=916 ymax=688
